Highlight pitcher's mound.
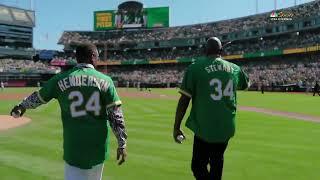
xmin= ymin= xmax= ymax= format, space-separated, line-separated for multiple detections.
xmin=0 ymin=115 xmax=31 ymax=131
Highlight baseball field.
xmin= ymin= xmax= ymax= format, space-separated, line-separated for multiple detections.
xmin=0 ymin=88 xmax=319 ymax=180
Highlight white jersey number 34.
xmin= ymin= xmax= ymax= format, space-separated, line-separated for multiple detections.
xmin=210 ymin=79 xmax=234 ymax=101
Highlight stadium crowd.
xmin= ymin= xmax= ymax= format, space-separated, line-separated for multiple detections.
xmin=224 ymin=30 xmax=320 ymax=55
xmin=102 ymin=29 xmax=320 ymax=62
xmin=108 ymin=54 xmax=320 ymax=89
xmin=0 ymin=59 xmax=60 ymax=74
xmin=108 ymin=47 xmax=202 ymax=61
xmin=241 ymin=55 xmax=320 ymax=87
xmin=108 ymin=64 xmax=185 ymax=85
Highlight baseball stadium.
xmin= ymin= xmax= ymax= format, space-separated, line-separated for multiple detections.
xmin=0 ymin=0 xmax=320 ymax=180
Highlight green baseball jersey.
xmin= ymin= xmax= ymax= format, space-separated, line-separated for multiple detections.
xmin=179 ymin=57 xmax=249 ymax=143
xmin=38 ymin=64 xmax=121 ymax=169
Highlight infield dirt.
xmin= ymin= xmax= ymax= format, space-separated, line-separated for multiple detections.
xmin=0 ymin=115 xmax=31 ymax=131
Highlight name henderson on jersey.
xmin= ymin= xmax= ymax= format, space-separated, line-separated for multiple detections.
xmin=57 ymin=75 xmax=110 ymax=92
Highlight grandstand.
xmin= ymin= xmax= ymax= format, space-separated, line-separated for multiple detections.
xmin=0 ymin=4 xmax=61 ymax=87
xmin=0 ymin=4 xmax=35 ymax=58
xmin=58 ymin=0 xmax=320 ymax=91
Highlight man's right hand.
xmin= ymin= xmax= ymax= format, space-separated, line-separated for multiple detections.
xmin=10 ymin=105 xmax=26 ymax=118
xmin=173 ymin=128 xmax=186 ymax=144
xmin=117 ymin=147 xmax=127 ymax=166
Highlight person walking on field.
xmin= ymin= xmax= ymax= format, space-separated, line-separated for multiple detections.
xmin=313 ymin=81 xmax=320 ymax=96
xmin=10 ymin=44 xmax=127 ymax=180
xmin=173 ymin=37 xmax=250 ymax=180
xmin=260 ymin=81 xmax=265 ymax=94
xmin=0 ymin=81 xmax=4 ymax=91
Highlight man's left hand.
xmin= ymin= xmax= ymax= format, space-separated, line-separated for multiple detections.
xmin=10 ymin=105 xmax=26 ymax=118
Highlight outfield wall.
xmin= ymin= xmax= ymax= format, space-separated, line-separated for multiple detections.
xmin=0 ymin=73 xmax=54 ymax=87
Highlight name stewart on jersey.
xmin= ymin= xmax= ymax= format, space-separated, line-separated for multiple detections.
xmin=204 ymin=64 xmax=233 ymax=74
xmin=57 ymin=75 xmax=109 ymax=92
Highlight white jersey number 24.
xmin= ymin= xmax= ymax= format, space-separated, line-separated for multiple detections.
xmin=68 ymin=91 xmax=101 ymax=118
xmin=210 ymin=79 xmax=234 ymax=101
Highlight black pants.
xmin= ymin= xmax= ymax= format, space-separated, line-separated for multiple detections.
xmin=313 ymin=91 xmax=320 ymax=96
xmin=191 ymin=136 xmax=229 ymax=180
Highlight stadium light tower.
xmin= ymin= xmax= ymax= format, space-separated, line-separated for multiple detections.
xmin=274 ymin=0 xmax=277 ymax=10
xmin=30 ymin=0 xmax=34 ymax=10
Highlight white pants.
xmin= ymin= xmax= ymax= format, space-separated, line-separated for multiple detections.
xmin=64 ymin=162 xmax=104 ymax=180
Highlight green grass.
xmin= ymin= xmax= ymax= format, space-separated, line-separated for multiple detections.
xmin=0 ymin=88 xmax=320 ymax=180
xmin=146 ymin=88 xmax=320 ymax=116
xmin=1 ymin=87 xmax=39 ymax=94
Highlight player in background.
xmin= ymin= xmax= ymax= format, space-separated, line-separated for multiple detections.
xmin=313 ymin=81 xmax=320 ymax=96
xmin=126 ymin=81 xmax=130 ymax=91
xmin=137 ymin=82 xmax=141 ymax=91
xmin=10 ymin=44 xmax=127 ymax=180
xmin=173 ymin=37 xmax=250 ymax=180
xmin=261 ymin=80 xmax=265 ymax=94
xmin=37 ymin=81 xmax=41 ymax=89
xmin=0 ymin=81 xmax=4 ymax=91
xmin=167 ymin=82 xmax=171 ymax=88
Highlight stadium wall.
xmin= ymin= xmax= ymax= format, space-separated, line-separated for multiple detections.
xmin=0 ymin=73 xmax=54 ymax=87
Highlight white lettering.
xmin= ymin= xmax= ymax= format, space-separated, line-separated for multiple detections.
xmin=58 ymin=80 xmax=66 ymax=92
xmin=63 ymin=78 xmax=70 ymax=89
xmin=205 ymin=67 xmax=210 ymax=73
xmin=101 ymin=80 xmax=109 ymax=92
xmin=205 ymin=64 xmax=233 ymax=74
xmin=75 ymin=76 xmax=81 ymax=86
xmin=88 ymin=76 xmax=93 ymax=86
xmin=92 ymin=77 xmax=99 ymax=88
xmin=69 ymin=76 xmax=76 ymax=87
xmin=82 ymin=75 xmax=88 ymax=86
xmin=96 ymin=78 xmax=101 ymax=89
xmin=99 ymin=79 xmax=104 ymax=90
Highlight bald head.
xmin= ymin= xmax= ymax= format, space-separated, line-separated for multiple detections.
xmin=206 ymin=37 xmax=222 ymax=56
xmin=75 ymin=44 xmax=99 ymax=64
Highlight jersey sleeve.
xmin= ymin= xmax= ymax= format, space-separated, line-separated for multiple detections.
xmin=105 ymin=79 xmax=122 ymax=109
xmin=38 ymin=76 xmax=58 ymax=103
xmin=179 ymin=65 xmax=194 ymax=98
xmin=238 ymin=68 xmax=250 ymax=90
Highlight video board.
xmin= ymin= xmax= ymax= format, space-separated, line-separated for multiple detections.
xmin=94 ymin=7 xmax=169 ymax=30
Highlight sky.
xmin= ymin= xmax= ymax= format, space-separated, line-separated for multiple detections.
xmin=0 ymin=0 xmax=314 ymax=50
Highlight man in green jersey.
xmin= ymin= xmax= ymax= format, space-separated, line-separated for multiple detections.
xmin=10 ymin=44 xmax=127 ymax=180
xmin=173 ymin=37 xmax=249 ymax=180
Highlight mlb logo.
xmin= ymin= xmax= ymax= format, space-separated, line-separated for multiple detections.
xmin=270 ymin=12 xmax=278 ymax=18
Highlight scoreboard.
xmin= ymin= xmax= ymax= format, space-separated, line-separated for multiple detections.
xmin=94 ymin=7 xmax=169 ymax=30
xmin=94 ymin=10 xmax=115 ymax=30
